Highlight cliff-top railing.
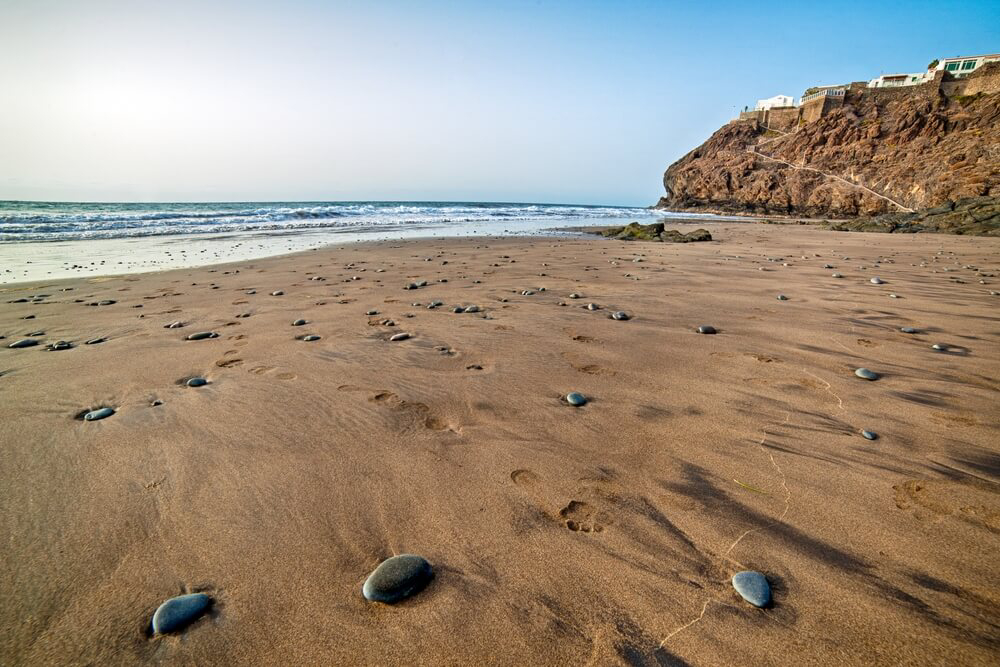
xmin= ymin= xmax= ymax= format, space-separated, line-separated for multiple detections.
xmin=801 ymin=88 xmax=846 ymax=104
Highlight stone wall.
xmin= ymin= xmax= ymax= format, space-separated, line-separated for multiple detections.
xmin=764 ymin=106 xmax=800 ymax=132
xmin=736 ymin=65 xmax=999 ymax=131
xmin=859 ymin=72 xmax=940 ymax=103
xmin=800 ymin=95 xmax=833 ymax=123
xmin=952 ymin=61 xmax=1000 ymax=96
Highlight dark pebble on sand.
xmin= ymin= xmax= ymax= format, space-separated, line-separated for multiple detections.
xmin=870 ymin=277 xmax=885 ymax=284
xmin=900 ymin=327 xmax=918 ymax=334
xmin=776 ymin=294 xmax=788 ymax=300
xmin=8 ymin=339 xmax=39 ymax=349
xmin=301 ymin=335 xmax=321 ymax=341
xmin=84 ymin=407 xmax=115 ymax=421
xmin=932 ymin=343 xmax=949 ymax=351
xmin=186 ymin=377 xmax=208 ymax=387
xmin=464 ymin=305 xmax=480 ymax=313
xmin=389 ymin=332 xmax=411 ymax=341
xmin=366 ymin=310 xmax=379 ymax=316
xmin=362 ymin=554 xmax=433 ymax=603
xmin=611 ymin=311 xmax=630 ymax=321
xmin=85 ymin=337 xmax=106 ymax=345
xmin=292 ymin=319 xmax=307 ymax=326
xmin=732 ymin=571 xmax=771 ymax=607
xmin=47 ymin=341 xmax=73 ymax=351
xmin=186 ymin=332 xmax=219 ymax=341
xmin=862 ymin=430 xmax=878 ymax=440
xmin=697 ymin=325 xmax=717 ymax=334
xmin=151 ymin=593 xmax=213 ymax=634
xmin=566 ymin=392 xmax=587 ymax=406
xmin=855 ymin=368 xmax=879 ymax=380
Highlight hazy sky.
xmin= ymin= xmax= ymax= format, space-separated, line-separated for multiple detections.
xmin=1 ymin=1 xmax=997 ymax=205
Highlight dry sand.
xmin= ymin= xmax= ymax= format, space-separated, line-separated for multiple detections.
xmin=1 ymin=224 xmax=998 ymax=665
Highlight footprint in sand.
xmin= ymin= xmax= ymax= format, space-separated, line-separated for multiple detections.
xmin=215 ymin=358 xmax=243 ymax=368
xmin=748 ymin=353 xmax=780 ymax=363
xmin=368 ymin=390 xmax=454 ymax=432
xmin=559 ymin=500 xmax=609 ymax=533
xmin=511 ymin=469 xmax=541 ymax=487
xmin=893 ymin=479 xmax=1000 ymax=532
xmin=247 ymin=365 xmax=296 ymax=380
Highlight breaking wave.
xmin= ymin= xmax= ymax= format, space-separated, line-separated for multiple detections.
xmin=0 ymin=201 xmax=668 ymax=242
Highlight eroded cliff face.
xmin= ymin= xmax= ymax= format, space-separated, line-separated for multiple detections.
xmin=658 ymin=90 xmax=1000 ymax=218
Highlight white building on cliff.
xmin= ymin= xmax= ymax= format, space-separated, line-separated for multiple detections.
xmin=934 ymin=53 xmax=1000 ymax=77
xmin=754 ymin=94 xmax=795 ymax=110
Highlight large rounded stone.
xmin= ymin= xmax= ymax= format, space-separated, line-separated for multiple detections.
xmin=84 ymin=407 xmax=115 ymax=421
xmin=862 ymin=430 xmax=878 ymax=440
xmin=186 ymin=377 xmax=208 ymax=387
xmin=151 ymin=593 xmax=212 ymax=634
xmin=362 ymin=554 xmax=433 ymax=603
xmin=8 ymin=339 xmax=39 ymax=349
xmin=186 ymin=332 xmax=218 ymax=341
xmin=855 ymin=368 xmax=879 ymax=381
xmin=697 ymin=325 xmax=717 ymax=334
xmin=732 ymin=570 xmax=771 ymax=607
xmin=389 ymin=332 xmax=411 ymax=341
xmin=566 ymin=392 xmax=587 ymax=406
xmin=611 ymin=311 xmax=630 ymax=321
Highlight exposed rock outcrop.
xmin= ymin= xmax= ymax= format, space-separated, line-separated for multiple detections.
xmin=828 ymin=196 xmax=1000 ymax=235
xmin=658 ymin=87 xmax=1000 ymax=220
xmin=598 ymin=222 xmax=712 ymax=242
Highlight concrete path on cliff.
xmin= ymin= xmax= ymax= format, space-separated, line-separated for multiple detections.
xmin=747 ymin=145 xmax=915 ymax=213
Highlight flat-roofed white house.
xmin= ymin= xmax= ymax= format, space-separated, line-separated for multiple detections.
xmin=935 ymin=53 xmax=1000 ymax=77
xmin=755 ymin=94 xmax=795 ymax=110
xmin=868 ymin=71 xmax=935 ymax=88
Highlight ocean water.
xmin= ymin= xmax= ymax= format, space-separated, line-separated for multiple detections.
xmin=0 ymin=201 xmax=670 ymax=243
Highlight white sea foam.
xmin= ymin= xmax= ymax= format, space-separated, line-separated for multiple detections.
xmin=0 ymin=201 xmax=684 ymax=242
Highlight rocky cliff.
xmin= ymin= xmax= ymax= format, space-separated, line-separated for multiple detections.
xmin=657 ymin=87 xmax=1000 ymax=219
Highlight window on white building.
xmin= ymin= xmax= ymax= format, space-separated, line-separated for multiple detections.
xmin=961 ymin=60 xmax=977 ymax=70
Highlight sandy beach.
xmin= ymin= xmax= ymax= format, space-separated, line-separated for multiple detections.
xmin=1 ymin=224 xmax=998 ymax=665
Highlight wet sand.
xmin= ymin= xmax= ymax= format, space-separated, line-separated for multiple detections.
xmin=1 ymin=224 xmax=998 ymax=665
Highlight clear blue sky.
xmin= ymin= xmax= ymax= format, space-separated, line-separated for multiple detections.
xmin=1 ymin=0 xmax=997 ymax=205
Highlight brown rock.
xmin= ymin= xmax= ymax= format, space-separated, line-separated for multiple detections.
xmin=658 ymin=89 xmax=1000 ymax=219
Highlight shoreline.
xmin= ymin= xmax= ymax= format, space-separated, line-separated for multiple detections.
xmin=0 ymin=214 xmax=752 ymax=286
